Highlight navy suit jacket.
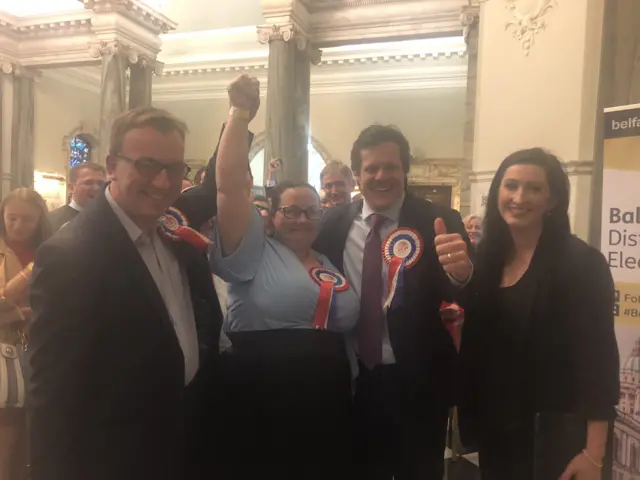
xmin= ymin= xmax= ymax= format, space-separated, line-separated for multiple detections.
xmin=313 ymin=195 xmax=471 ymax=405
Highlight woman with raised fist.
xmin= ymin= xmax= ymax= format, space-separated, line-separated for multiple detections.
xmin=210 ymin=75 xmax=358 ymax=480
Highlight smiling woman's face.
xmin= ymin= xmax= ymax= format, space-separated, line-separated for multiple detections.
xmin=465 ymin=217 xmax=482 ymax=245
xmin=272 ymin=187 xmax=322 ymax=250
xmin=498 ymin=164 xmax=554 ymax=231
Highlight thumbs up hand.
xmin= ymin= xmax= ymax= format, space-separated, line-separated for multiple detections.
xmin=434 ymin=218 xmax=472 ymax=283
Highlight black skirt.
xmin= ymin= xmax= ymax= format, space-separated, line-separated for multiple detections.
xmin=218 ymin=329 xmax=353 ymax=480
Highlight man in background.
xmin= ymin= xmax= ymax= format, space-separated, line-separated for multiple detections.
xmin=49 ymin=163 xmax=106 ymax=230
xmin=320 ymin=160 xmax=355 ymax=207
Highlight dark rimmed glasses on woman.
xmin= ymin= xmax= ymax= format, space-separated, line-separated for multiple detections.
xmin=277 ymin=205 xmax=323 ymax=220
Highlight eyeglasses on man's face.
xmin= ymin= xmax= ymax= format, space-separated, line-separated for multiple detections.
xmin=116 ymin=154 xmax=191 ymax=181
xmin=277 ymin=205 xmax=323 ymax=220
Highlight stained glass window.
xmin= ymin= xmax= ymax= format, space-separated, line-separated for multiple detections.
xmin=69 ymin=135 xmax=91 ymax=168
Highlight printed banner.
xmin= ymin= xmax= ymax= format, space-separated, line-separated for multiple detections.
xmin=602 ymin=104 xmax=640 ymax=480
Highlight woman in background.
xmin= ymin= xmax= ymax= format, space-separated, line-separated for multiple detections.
xmin=0 ymin=188 xmax=52 ymax=480
xmin=463 ymin=213 xmax=482 ymax=248
xmin=459 ymin=148 xmax=619 ymax=480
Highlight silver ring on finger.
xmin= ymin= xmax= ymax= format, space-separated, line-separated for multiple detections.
xmin=447 ymin=253 xmax=452 ymax=260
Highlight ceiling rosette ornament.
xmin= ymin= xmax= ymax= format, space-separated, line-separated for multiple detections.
xmin=505 ymin=0 xmax=557 ymax=55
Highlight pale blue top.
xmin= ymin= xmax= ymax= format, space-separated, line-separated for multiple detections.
xmin=210 ymin=208 xmax=360 ymax=335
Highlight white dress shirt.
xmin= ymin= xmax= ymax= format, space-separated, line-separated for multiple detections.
xmin=69 ymin=198 xmax=83 ymax=212
xmin=106 ymin=187 xmax=200 ymax=385
xmin=344 ymin=196 xmax=405 ymax=364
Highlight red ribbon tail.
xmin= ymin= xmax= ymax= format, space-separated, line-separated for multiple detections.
xmin=384 ymin=256 xmax=404 ymax=311
xmin=312 ymin=281 xmax=334 ymax=330
xmin=440 ymin=301 xmax=464 ymax=351
xmin=175 ymin=226 xmax=213 ymax=252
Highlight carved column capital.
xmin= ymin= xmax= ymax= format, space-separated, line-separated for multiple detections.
xmin=89 ymin=40 xmax=125 ymax=59
xmin=257 ymin=23 xmax=297 ymax=44
xmin=90 ymin=41 xmax=160 ymax=69
xmin=0 ymin=61 xmax=38 ymax=79
xmin=0 ymin=61 xmax=14 ymax=75
xmin=129 ymin=52 xmax=162 ymax=74
xmin=460 ymin=6 xmax=480 ymax=44
xmin=257 ymin=23 xmax=322 ymax=64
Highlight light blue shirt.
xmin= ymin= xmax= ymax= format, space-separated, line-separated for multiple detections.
xmin=211 ymin=208 xmax=360 ymax=335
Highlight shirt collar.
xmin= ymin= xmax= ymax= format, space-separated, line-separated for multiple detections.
xmin=105 ymin=186 xmax=145 ymax=244
xmin=361 ymin=193 xmax=405 ymax=223
xmin=69 ymin=198 xmax=83 ymax=212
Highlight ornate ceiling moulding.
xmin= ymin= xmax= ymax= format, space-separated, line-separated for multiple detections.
xmin=161 ymin=64 xmax=268 ymax=77
xmin=82 ymin=0 xmax=177 ymax=33
xmin=320 ymin=50 xmax=466 ymax=65
xmin=0 ymin=11 xmax=92 ymax=36
xmin=160 ymin=50 xmax=466 ymax=77
xmin=505 ymin=0 xmax=557 ymax=55
xmin=309 ymin=0 xmax=467 ymax=47
xmin=300 ymin=0 xmax=405 ymax=13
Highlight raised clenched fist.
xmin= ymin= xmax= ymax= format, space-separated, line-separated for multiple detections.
xmin=227 ymin=74 xmax=260 ymax=120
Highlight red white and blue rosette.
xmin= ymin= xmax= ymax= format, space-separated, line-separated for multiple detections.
xmin=159 ymin=207 xmax=213 ymax=252
xmin=382 ymin=228 xmax=423 ymax=312
xmin=308 ymin=267 xmax=349 ymax=330
xmin=308 ymin=267 xmax=349 ymax=292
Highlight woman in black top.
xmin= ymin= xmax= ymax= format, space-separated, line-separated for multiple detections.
xmin=459 ymin=148 xmax=619 ymax=480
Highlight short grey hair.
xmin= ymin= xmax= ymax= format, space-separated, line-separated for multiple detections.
xmin=463 ymin=213 xmax=483 ymax=225
xmin=319 ymin=161 xmax=355 ymax=188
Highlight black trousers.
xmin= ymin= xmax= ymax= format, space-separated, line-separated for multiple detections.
xmin=218 ymin=329 xmax=353 ymax=480
xmin=478 ymin=418 xmax=614 ymax=480
xmin=352 ymin=363 xmax=449 ymax=480
xmin=478 ymin=424 xmax=534 ymax=480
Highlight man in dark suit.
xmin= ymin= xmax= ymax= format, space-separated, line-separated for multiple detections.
xmin=28 ymin=107 xmax=222 ymax=480
xmin=314 ymin=125 xmax=473 ymax=480
xmin=48 ymin=162 xmax=106 ymax=230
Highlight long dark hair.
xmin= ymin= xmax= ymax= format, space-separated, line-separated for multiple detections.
xmin=477 ymin=148 xmax=571 ymax=286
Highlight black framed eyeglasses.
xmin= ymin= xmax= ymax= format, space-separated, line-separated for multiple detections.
xmin=277 ymin=205 xmax=323 ymax=220
xmin=116 ymin=154 xmax=191 ymax=180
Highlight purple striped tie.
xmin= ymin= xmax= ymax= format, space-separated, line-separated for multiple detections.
xmin=358 ymin=213 xmax=386 ymax=370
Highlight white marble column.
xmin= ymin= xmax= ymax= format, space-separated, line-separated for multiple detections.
xmin=94 ymin=43 xmax=128 ymax=164
xmin=10 ymin=71 xmax=35 ymax=189
xmin=0 ymin=65 xmax=13 ymax=199
xmin=459 ymin=6 xmax=479 ymax=218
xmin=129 ymin=57 xmax=154 ymax=109
xmin=258 ymin=24 xmax=320 ymax=183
